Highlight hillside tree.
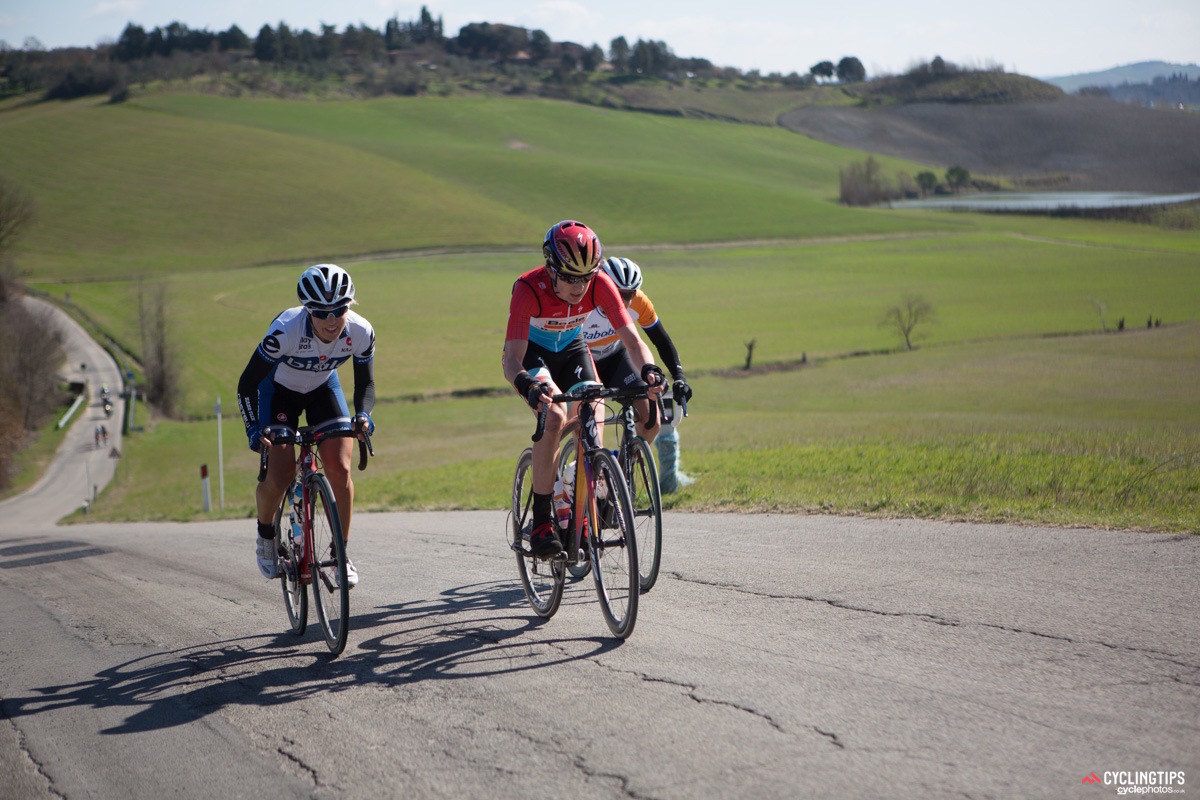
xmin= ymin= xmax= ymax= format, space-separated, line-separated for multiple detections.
xmin=809 ymin=61 xmax=834 ymax=81
xmin=945 ymin=165 xmax=971 ymax=193
xmin=836 ymin=56 xmax=865 ymax=83
xmin=609 ymin=36 xmax=630 ymax=72
xmin=881 ymin=293 xmax=936 ymax=350
xmin=916 ymin=171 xmax=938 ymax=196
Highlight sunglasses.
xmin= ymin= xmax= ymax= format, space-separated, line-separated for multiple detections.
xmin=555 ymin=270 xmax=595 ymax=285
xmin=619 ymin=290 xmax=636 ymax=302
xmin=308 ymin=305 xmax=349 ymax=320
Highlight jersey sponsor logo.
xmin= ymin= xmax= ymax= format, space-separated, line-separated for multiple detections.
xmin=262 ymin=333 xmax=282 ymax=356
xmin=298 ymin=339 xmax=312 ymax=351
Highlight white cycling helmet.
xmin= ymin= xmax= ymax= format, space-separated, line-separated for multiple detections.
xmin=297 ymin=264 xmax=355 ymax=308
xmin=602 ymin=257 xmax=643 ymax=292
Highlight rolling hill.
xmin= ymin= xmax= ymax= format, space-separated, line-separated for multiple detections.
xmin=778 ymin=95 xmax=1200 ymax=192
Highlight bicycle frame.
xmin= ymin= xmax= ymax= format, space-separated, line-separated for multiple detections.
xmin=258 ymin=425 xmax=373 ymax=587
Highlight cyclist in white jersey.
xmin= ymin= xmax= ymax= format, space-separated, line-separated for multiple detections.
xmin=237 ymin=264 xmax=376 ymax=586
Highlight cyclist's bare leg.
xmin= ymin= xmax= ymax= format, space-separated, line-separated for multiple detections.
xmin=319 ymin=437 xmax=355 ymax=541
xmin=635 ymin=397 xmax=661 ymax=444
xmin=256 ymin=443 xmax=296 ymax=526
xmin=532 ymin=389 xmax=567 ymax=494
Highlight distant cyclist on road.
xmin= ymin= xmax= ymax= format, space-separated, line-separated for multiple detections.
xmin=237 ymin=264 xmax=376 ymax=587
xmin=502 ymin=220 xmax=665 ymax=559
xmin=580 ymin=256 xmax=692 ymax=445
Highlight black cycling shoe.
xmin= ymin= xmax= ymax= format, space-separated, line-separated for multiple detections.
xmin=529 ymin=521 xmax=563 ymax=558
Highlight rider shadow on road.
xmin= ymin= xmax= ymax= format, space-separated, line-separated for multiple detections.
xmin=1 ymin=580 xmax=623 ymax=735
xmin=350 ymin=579 xmax=624 ymax=683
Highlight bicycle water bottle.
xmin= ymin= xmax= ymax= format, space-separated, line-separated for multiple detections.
xmin=290 ymin=482 xmax=304 ymax=559
xmin=553 ymin=476 xmax=571 ymax=528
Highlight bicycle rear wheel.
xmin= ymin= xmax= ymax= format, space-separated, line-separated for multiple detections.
xmin=274 ymin=489 xmax=307 ymax=635
xmin=625 ymin=436 xmax=663 ymax=592
xmin=512 ymin=448 xmax=564 ymax=618
xmin=587 ymin=449 xmax=639 ymax=639
xmin=307 ymin=473 xmax=349 ymax=656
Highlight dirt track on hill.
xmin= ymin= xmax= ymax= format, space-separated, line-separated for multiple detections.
xmin=778 ymin=95 xmax=1200 ymax=192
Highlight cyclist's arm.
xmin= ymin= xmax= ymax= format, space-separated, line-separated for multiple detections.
xmin=643 ymin=320 xmax=685 ymax=382
xmin=352 ymin=358 xmax=375 ymax=416
xmin=237 ymin=351 xmax=274 ymax=431
xmin=615 ymin=323 xmax=658 ymax=379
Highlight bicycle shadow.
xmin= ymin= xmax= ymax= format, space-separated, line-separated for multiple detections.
xmin=2 ymin=580 xmax=625 ymax=735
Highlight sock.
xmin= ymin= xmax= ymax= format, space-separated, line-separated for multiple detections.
xmin=532 ymin=491 xmax=553 ymax=528
xmin=257 ymin=521 xmax=275 ymax=539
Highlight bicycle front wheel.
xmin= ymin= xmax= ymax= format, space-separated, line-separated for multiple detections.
xmin=274 ymin=488 xmax=307 ymax=635
xmin=512 ymin=448 xmax=564 ymax=618
xmin=588 ymin=449 xmax=639 ymax=639
xmin=307 ymin=473 xmax=349 ymax=656
xmin=625 ymin=436 xmax=663 ymax=592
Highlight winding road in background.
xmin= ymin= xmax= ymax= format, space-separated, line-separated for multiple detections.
xmin=1 ymin=300 xmax=1196 ymax=798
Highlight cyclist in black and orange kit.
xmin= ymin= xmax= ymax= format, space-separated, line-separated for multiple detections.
xmin=502 ymin=220 xmax=665 ymax=558
xmin=580 ymin=256 xmax=692 ymax=445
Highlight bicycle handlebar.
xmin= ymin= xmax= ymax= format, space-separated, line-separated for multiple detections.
xmin=532 ymin=383 xmax=663 ymax=443
xmin=256 ymin=424 xmax=374 ymax=482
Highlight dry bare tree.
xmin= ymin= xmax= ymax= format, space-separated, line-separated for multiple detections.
xmin=138 ymin=279 xmax=182 ymax=417
xmin=881 ymin=293 xmax=936 ymax=350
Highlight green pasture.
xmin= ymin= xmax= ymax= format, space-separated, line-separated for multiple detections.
xmin=34 ymin=231 xmax=1200 ymax=420
xmin=2 ymin=93 xmax=946 ymax=279
xmin=4 ymin=92 xmax=1198 ymax=531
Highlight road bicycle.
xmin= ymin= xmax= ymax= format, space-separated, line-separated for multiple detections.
xmin=556 ymin=388 xmax=685 ymax=592
xmin=258 ymin=424 xmax=373 ymax=656
xmin=510 ymin=384 xmax=644 ymax=639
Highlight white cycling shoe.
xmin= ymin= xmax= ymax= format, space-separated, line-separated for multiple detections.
xmin=256 ymin=536 xmax=280 ymax=579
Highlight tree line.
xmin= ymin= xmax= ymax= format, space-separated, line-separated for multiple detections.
xmin=0 ymin=6 xmax=869 ymax=101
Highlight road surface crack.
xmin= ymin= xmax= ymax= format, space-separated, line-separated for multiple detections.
xmin=666 ymin=572 xmax=1200 ymax=672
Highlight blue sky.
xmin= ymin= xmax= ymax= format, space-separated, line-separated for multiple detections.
xmin=1 ymin=0 xmax=1196 ymax=78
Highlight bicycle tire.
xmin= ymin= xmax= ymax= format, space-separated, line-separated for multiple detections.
xmin=512 ymin=448 xmax=564 ymax=618
xmin=625 ymin=436 xmax=663 ymax=592
xmin=274 ymin=488 xmax=307 ymax=635
xmin=556 ymin=433 xmax=592 ymax=580
xmin=307 ymin=473 xmax=349 ymax=656
xmin=587 ymin=449 xmax=639 ymax=639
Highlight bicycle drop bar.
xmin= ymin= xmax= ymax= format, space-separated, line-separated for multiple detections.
xmin=532 ymin=384 xmax=662 ymax=443
xmin=257 ymin=425 xmax=374 ymax=482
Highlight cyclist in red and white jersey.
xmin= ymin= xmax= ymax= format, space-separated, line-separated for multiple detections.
xmin=502 ymin=220 xmax=664 ymax=558
xmin=580 ymin=256 xmax=692 ymax=445
xmin=237 ymin=264 xmax=376 ymax=586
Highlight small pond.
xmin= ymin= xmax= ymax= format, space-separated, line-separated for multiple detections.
xmin=887 ymin=191 xmax=1200 ymax=211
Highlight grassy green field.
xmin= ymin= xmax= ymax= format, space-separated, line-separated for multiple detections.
xmin=3 ymin=93 xmax=1197 ymax=531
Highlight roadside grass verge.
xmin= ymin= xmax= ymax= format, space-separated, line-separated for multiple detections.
xmin=75 ymin=323 xmax=1200 ymax=533
xmin=0 ymin=405 xmax=72 ymax=503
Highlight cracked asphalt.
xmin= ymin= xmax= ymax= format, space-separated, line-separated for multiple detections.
xmin=1 ymin=509 xmax=1196 ymax=798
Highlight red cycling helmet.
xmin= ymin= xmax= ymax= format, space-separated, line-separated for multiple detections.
xmin=542 ymin=220 xmax=603 ymax=279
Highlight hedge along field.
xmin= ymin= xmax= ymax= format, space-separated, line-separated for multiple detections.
xmin=36 ymin=230 xmax=1200 ymax=419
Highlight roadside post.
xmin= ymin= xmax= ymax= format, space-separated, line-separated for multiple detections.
xmin=201 ymin=464 xmax=212 ymax=512
xmin=215 ymin=396 xmax=225 ymax=511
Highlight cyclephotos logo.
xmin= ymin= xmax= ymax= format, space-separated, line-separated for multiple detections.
xmin=1082 ymin=770 xmax=1187 ymax=795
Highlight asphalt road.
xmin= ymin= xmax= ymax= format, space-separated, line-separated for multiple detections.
xmin=0 ymin=302 xmax=1196 ymax=799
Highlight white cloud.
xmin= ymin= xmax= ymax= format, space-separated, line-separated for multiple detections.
xmin=85 ymin=0 xmax=141 ymax=20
